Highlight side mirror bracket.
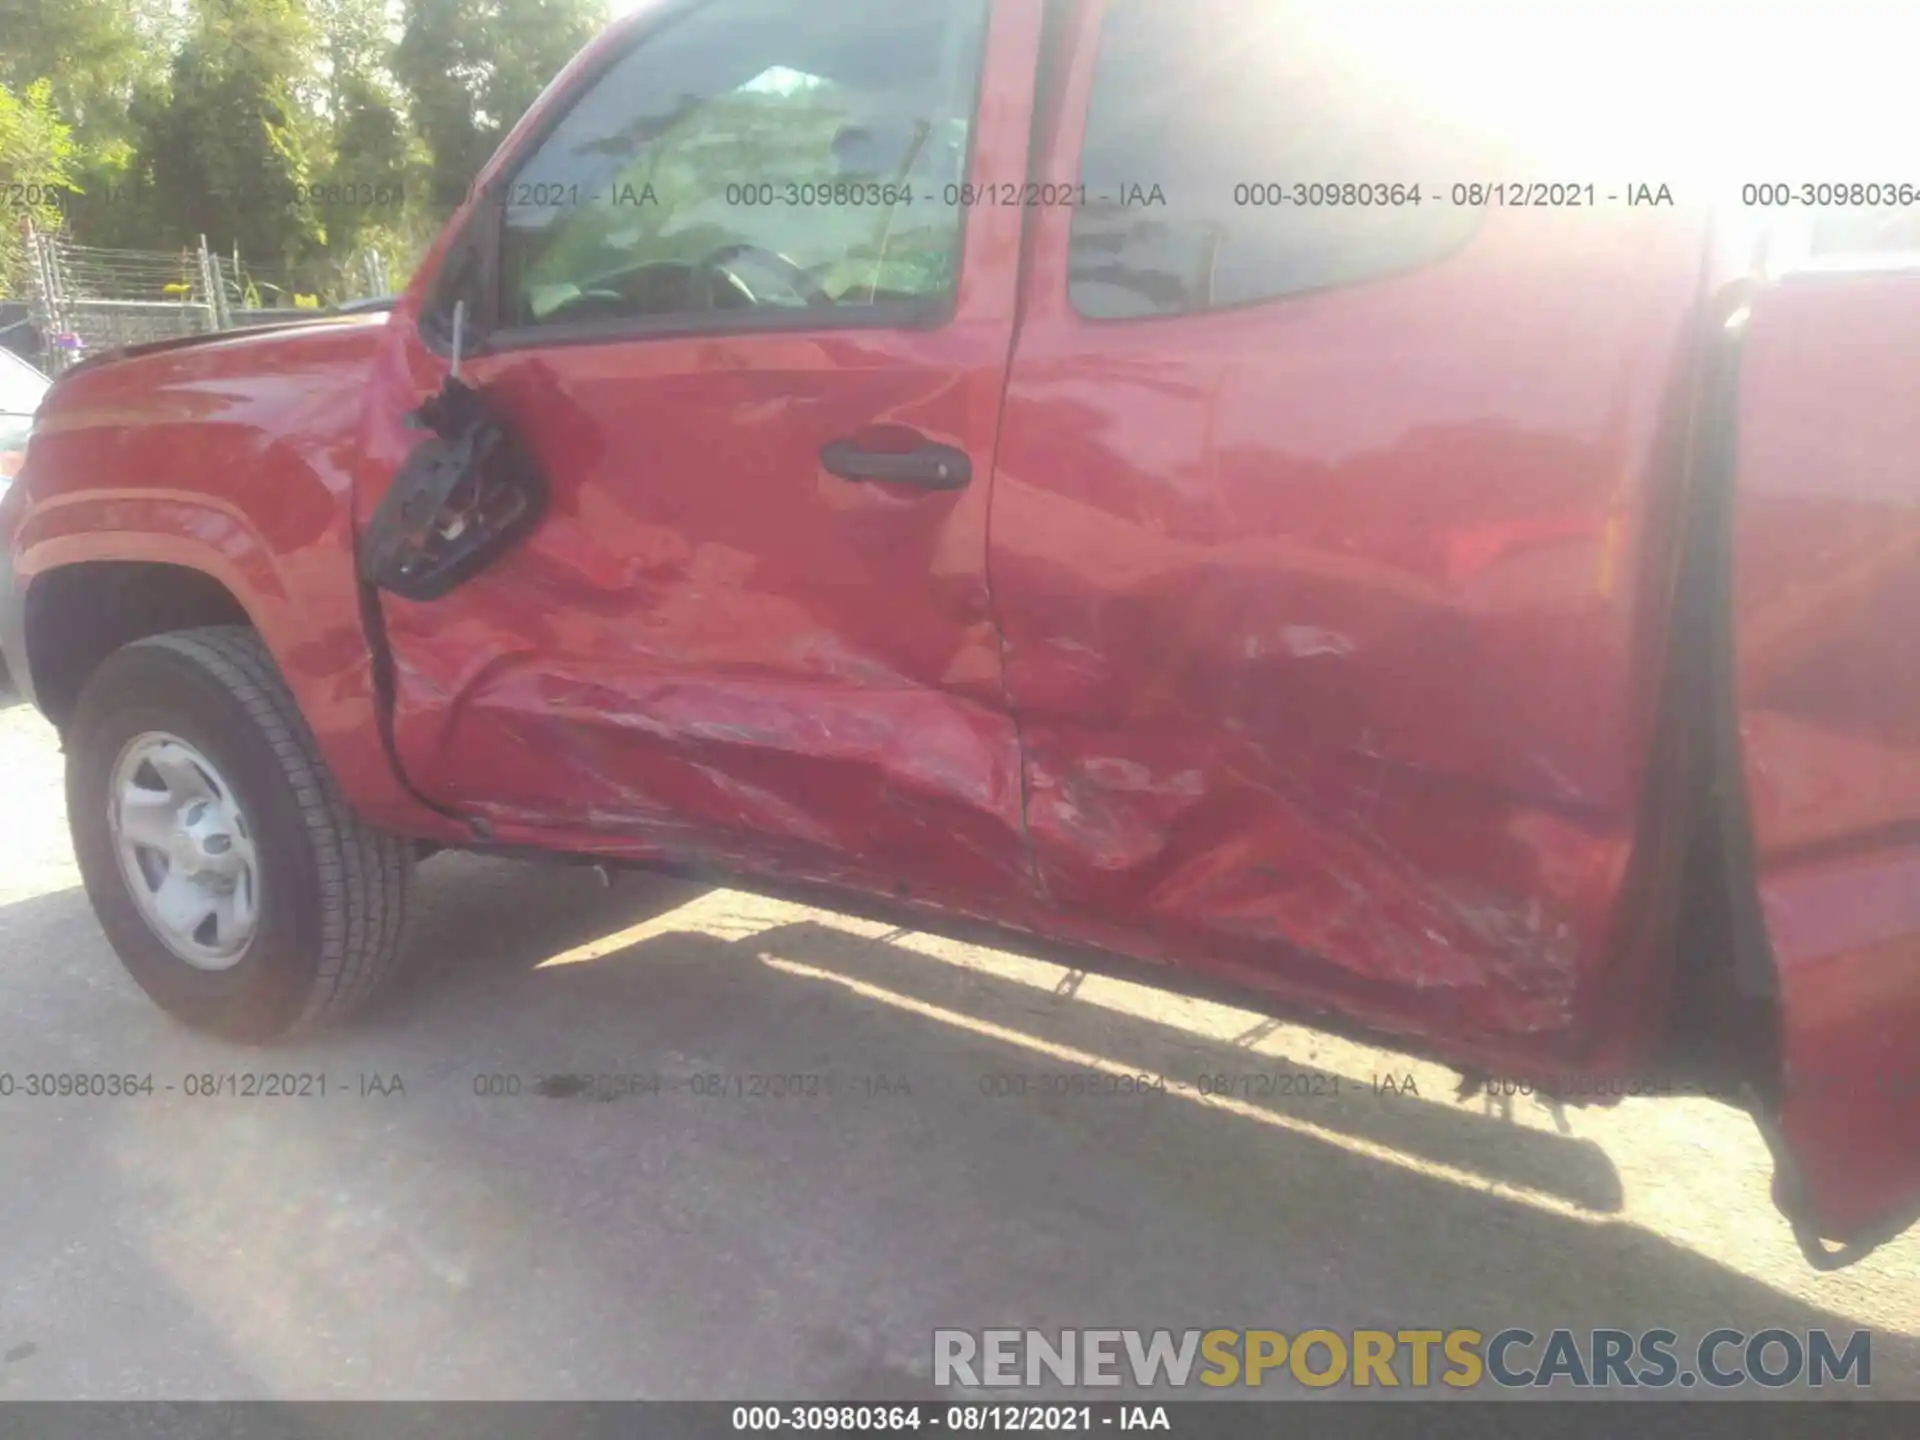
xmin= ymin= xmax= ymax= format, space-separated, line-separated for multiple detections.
xmin=360 ymin=301 xmax=549 ymax=602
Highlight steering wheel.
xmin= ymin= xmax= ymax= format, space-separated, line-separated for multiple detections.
xmin=699 ymin=244 xmax=834 ymax=309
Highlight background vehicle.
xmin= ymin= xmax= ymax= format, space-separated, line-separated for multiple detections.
xmin=2 ymin=0 xmax=1915 ymax=1268
xmin=0 ymin=304 xmax=44 ymax=371
xmin=0 ymin=349 xmax=46 ymax=688
xmin=0 ymin=348 xmax=49 ymax=493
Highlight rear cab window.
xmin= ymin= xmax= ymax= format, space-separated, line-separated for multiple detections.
xmin=1068 ymin=0 xmax=1496 ymax=320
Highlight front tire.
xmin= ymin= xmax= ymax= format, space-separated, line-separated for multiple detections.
xmin=67 ymin=627 xmax=413 ymax=1041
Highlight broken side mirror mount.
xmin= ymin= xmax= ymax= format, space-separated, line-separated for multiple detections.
xmin=360 ymin=301 xmax=549 ymax=603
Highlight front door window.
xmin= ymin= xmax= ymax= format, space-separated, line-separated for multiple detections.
xmin=497 ymin=0 xmax=989 ymax=334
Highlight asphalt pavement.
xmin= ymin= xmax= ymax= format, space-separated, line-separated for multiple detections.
xmin=0 ymin=677 xmax=1914 ymax=1402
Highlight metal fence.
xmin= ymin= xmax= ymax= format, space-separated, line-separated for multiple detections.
xmin=23 ymin=226 xmax=220 ymax=374
xmin=54 ymin=298 xmax=220 ymax=354
xmin=19 ymin=224 xmax=390 ymax=375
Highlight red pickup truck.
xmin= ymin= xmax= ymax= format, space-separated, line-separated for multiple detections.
xmin=2 ymin=0 xmax=1916 ymax=1267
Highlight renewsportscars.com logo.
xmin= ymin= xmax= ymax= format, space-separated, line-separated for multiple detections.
xmin=932 ymin=1328 xmax=1874 ymax=1391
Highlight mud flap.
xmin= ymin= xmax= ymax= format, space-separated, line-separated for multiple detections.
xmin=1746 ymin=1085 xmax=1917 ymax=1270
xmin=360 ymin=374 xmax=548 ymax=602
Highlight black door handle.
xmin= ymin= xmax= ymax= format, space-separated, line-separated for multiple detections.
xmin=820 ymin=438 xmax=971 ymax=490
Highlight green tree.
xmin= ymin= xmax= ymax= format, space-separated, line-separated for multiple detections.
xmin=0 ymin=0 xmax=173 ymax=136
xmin=0 ymin=0 xmax=177 ymax=249
xmin=308 ymin=0 xmax=421 ymax=287
xmin=133 ymin=0 xmax=326 ymax=276
xmin=0 ymin=79 xmax=79 ymax=296
xmin=396 ymin=0 xmax=606 ymax=222
xmin=3 ymin=0 xmax=612 ymax=297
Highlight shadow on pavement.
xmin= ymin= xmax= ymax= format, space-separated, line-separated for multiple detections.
xmin=4 ymin=853 xmax=1913 ymax=1400
xmin=355 ymin=858 xmax=1919 ymax=1396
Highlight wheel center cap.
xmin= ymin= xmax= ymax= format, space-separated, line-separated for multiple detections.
xmin=173 ymin=810 xmax=234 ymax=875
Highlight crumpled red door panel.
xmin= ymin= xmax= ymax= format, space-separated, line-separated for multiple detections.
xmin=989 ymin=189 xmax=1710 ymax=1060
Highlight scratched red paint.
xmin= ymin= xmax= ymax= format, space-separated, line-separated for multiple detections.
xmin=5 ymin=0 xmax=1916 ymax=1249
xmin=1732 ymin=271 xmax=1920 ymax=1238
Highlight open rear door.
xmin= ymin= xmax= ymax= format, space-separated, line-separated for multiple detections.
xmin=1714 ymin=264 xmax=1920 ymax=1263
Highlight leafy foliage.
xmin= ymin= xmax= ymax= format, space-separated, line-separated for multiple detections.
xmin=134 ymin=0 xmax=326 ymax=273
xmin=2 ymin=0 xmax=608 ymax=299
xmin=0 ymin=79 xmax=79 ymax=296
xmin=395 ymin=0 xmax=605 ymax=221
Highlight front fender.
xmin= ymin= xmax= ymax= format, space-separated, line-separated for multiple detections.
xmin=7 ymin=320 xmax=466 ymax=842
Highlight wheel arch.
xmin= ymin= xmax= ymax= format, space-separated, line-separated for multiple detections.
xmin=14 ymin=537 xmax=466 ymax=845
xmin=24 ymin=558 xmax=256 ymax=730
